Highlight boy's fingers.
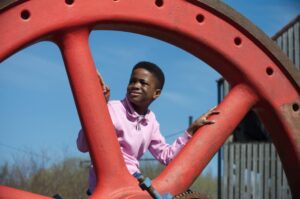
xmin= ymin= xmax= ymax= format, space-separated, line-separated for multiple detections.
xmin=195 ymin=106 xmax=220 ymax=123
xmin=196 ymin=119 xmax=215 ymax=127
xmin=208 ymin=110 xmax=220 ymax=115
xmin=203 ymin=111 xmax=219 ymax=119
xmin=208 ymin=105 xmax=217 ymax=112
xmin=103 ymin=85 xmax=110 ymax=92
xmin=204 ymin=106 xmax=218 ymax=115
xmin=97 ymin=70 xmax=105 ymax=84
xmin=204 ymin=120 xmax=215 ymax=124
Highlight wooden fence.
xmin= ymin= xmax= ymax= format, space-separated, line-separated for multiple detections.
xmin=222 ymin=143 xmax=292 ymax=199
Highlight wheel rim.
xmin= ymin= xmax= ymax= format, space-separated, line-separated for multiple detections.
xmin=0 ymin=0 xmax=299 ymax=198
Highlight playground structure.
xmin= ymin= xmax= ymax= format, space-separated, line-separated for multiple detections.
xmin=0 ymin=0 xmax=299 ymax=198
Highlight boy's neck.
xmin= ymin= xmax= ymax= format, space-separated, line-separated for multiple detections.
xmin=130 ymin=102 xmax=149 ymax=115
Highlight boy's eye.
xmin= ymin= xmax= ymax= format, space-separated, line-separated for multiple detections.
xmin=129 ymin=78 xmax=149 ymax=86
xmin=140 ymin=80 xmax=149 ymax=85
xmin=129 ymin=79 xmax=136 ymax=84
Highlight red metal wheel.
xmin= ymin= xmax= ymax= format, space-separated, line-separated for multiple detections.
xmin=0 ymin=0 xmax=299 ymax=198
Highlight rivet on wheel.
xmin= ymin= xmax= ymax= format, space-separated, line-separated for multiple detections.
xmin=292 ymin=103 xmax=299 ymax=112
xmin=196 ymin=14 xmax=205 ymax=23
xmin=20 ymin=10 xmax=30 ymax=20
xmin=155 ymin=0 xmax=164 ymax=7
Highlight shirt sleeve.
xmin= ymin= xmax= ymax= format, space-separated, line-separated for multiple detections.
xmin=77 ymin=129 xmax=89 ymax=152
xmin=148 ymin=122 xmax=191 ymax=165
xmin=76 ymin=102 xmax=116 ymax=153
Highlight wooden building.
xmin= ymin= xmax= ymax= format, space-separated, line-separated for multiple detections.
xmin=218 ymin=15 xmax=299 ymax=199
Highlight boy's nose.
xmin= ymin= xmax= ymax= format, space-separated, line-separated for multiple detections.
xmin=132 ymin=81 xmax=141 ymax=88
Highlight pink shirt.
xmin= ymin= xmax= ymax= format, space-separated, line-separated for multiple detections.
xmin=77 ymin=98 xmax=191 ymax=192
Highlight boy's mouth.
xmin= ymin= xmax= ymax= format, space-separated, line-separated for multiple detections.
xmin=128 ymin=91 xmax=142 ymax=96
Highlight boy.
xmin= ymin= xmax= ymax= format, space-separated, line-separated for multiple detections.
xmin=77 ymin=61 xmax=218 ymax=193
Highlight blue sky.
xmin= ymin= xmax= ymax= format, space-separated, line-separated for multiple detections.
xmin=0 ymin=0 xmax=299 ymax=176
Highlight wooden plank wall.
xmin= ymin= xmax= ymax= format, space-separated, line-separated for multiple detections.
xmin=273 ymin=19 xmax=300 ymax=70
xmin=222 ymin=143 xmax=292 ymax=199
xmin=220 ymin=15 xmax=299 ymax=199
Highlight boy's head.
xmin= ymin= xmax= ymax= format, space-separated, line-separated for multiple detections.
xmin=127 ymin=61 xmax=165 ymax=114
xmin=132 ymin=61 xmax=165 ymax=90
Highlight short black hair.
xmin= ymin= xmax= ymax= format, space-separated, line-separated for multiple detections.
xmin=132 ymin=61 xmax=165 ymax=90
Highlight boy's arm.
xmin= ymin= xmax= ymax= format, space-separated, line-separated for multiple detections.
xmin=148 ymin=123 xmax=191 ymax=165
xmin=148 ymin=106 xmax=219 ymax=164
xmin=187 ymin=106 xmax=219 ymax=136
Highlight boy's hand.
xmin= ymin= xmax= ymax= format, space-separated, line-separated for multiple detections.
xmin=97 ymin=70 xmax=110 ymax=102
xmin=103 ymin=85 xmax=110 ymax=102
xmin=187 ymin=106 xmax=220 ymax=136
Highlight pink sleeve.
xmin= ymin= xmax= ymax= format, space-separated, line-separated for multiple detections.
xmin=77 ymin=129 xmax=89 ymax=152
xmin=148 ymin=123 xmax=191 ymax=165
xmin=76 ymin=103 xmax=114 ymax=154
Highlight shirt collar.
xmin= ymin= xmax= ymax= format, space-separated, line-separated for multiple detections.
xmin=121 ymin=97 xmax=149 ymax=129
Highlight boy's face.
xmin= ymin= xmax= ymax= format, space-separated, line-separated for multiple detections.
xmin=127 ymin=68 xmax=161 ymax=110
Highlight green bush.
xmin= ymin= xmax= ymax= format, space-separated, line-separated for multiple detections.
xmin=140 ymin=161 xmax=217 ymax=198
xmin=1 ymin=156 xmax=216 ymax=199
xmin=1 ymin=155 xmax=89 ymax=199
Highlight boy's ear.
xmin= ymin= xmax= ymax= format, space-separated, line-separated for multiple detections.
xmin=153 ymin=89 xmax=161 ymax=99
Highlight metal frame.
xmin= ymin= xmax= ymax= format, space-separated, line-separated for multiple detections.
xmin=0 ymin=0 xmax=299 ymax=198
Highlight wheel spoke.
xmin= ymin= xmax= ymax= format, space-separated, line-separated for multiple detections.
xmin=56 ymin=28 xmax=134 ymax=190
xmin=153 ymin=84 xmax=258 ymax=195
xmin=0 ymin=186 xmax=51 ymax=199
